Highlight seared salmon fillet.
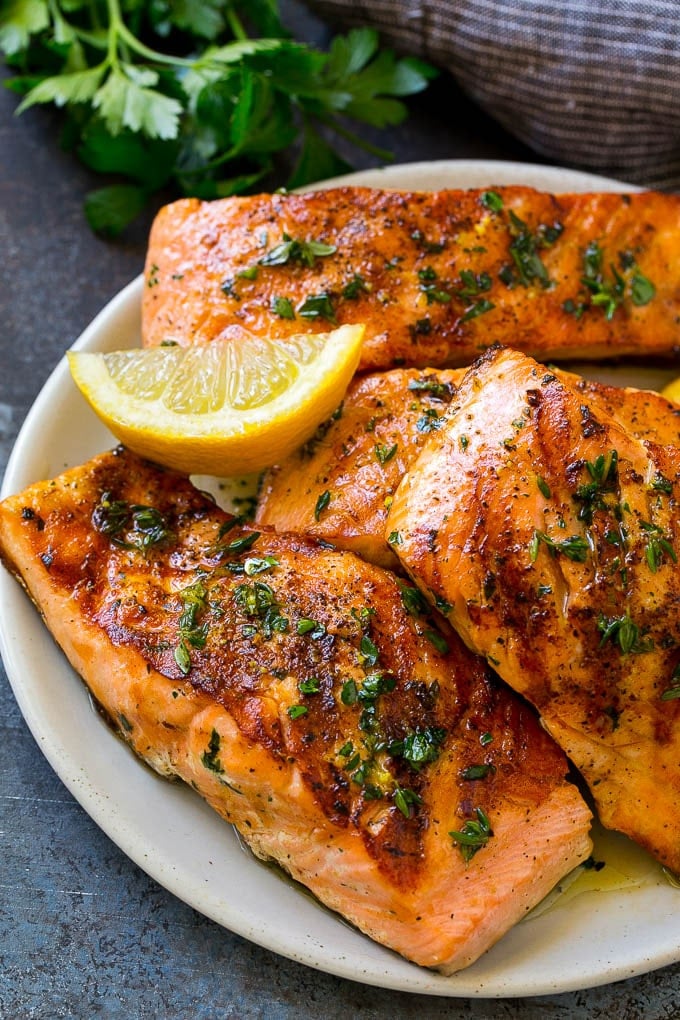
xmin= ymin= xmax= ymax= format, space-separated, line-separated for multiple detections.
xmin=0 ymin=447 xmax=593 ymax=973
xmin=142 ymin=186 xmax=680 ymax=372
xmin=256 ymin=363 xmax=680 ymax=568
xmin=556 ymin=369 xmax=680 ymax=446
xmin=256 ymin=367 xmax=465 ymax=568
xmin=387 ymin=346 xmax=680 ymax=871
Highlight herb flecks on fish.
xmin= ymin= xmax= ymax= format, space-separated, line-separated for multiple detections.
xmin=450 ymin=807 xmax=494 ymax=863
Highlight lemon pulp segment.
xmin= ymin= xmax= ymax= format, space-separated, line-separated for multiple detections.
xmin=68 ymin=325 xmax=365 ymax=477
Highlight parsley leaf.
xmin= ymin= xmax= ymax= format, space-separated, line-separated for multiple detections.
xmin=2 ymin=7 xmax=436 ymax=234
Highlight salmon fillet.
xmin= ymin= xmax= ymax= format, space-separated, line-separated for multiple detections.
xmin=256 ymin=362 xmax=680 ymax=569
xmin=142 ymin=186 xmax=680 ymax=372
xmin=256 ymin=367 xmax=465 ymax=568
xmin=387 ymin=346 xmax=680 ymax=871
xmin=0 ymin=447 xmax=593 ymax=973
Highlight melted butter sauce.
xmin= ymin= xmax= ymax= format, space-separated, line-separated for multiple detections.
xmin=526 ymin=819 xmax=678 ymax=921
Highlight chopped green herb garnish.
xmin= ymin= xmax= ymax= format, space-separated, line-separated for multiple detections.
xmin=222 ymin=531 xmax=261 ymax=554
xmin=237 ymin=265 xmax=259 ymax=281
xmin=341 ymin=679 xmax=358 ymax=705
xmin=362 ymin=784 xmax=383 ymax=800
xmin=411 ymin=229 xmax=445 ymax=253
xmin=271 ymin=295 xmax=296 ymax=319
xmin=223 ymin=277 xmax=243 ymax=298
xmin=375 ymin=442 xmax=398 ymax=465
xmin=481 ymin=191 xmax=503 ymax=213
xmin=288 ymin=704 xmax=308 ymax=719
xmin=574 ymin=243 xmax=656 ymax=319
xmin=118 ymin=713 xmax=133 ymax=733
xmin=640 ymin=521 xmax=677 ymax=573
xmin=651 ymin=473 xmax=673 ymax=494
xmin=630 ymin=271 xmax=656 ymax=306
xmin=407 ymin=377 xmax=454 ymax=401
xmin=359 ymin=634 xmax=380 ymax=666
xmin=424 ymin=629 xmax=449 ymax=654
xmin=393 ymin=785 xmax=422 ymax=818
xmin=597 ymin=612 xmax=654 ymax=655
xmin=360 ymin=673 xmax=395 ymax=699
xmin=529 ymin=530 xmax=589 ymax=563
xmin=296 ymin=618 xmax=326 ymax=638
xmin=416 ymin=409 xmax=444 ymax=433
xmin=409 ymin=317 xmax=432 ymax=338
xmin=234 ymin=580 xmax=288 ymax=638
xmin=420 ymin=284 xmax=452 ymax=304
xmin=458 ymin=270 xmax=492 ymax=298
xmin=460 ymin=763 xmax=496 ymax=781
xmin=505 ymin=210 xmax=554 ymax=289
xmin=297 ymin=292 xmax=337 ymax=324
xmin=536 ymin=475 xmax=551 ymax=499
xmin=314 ymin=490 xmax=331 ymax=520
xmin=661 ymin=664 xmax=680 ymax=701
xmin=461 ymin=298 xmax=495 ymax=321
xmin=389 ymin=726 xmax=447 ymax=770
xmin=396 ymin=579 xmax=428 ymax=617
xmin=482 ymin=573 xmax=496 ymax=601
xmin=173 ymin=579 xmax=210 ymax=674
xmin=299 ymin=677 xmax=321 ymax=695
xmin=563 ymin=297 xmax=585 ymax=319
xmin=573 ymin=450 xmax=619 ymax=523
xmin=498 ymin=264 xmax=516 ymax=288
xmin=201 ymin=729 xmax=224 ymax=774
xmin=92 ymin=495 xmax=172 ymax=552
xmin=351 ymin=605 xmax=376 ymax=629
xmin=585 ymin=450 xmax=618 ymax=485
xmin=260 ymin=235 xmax=336 ymax=268
xmin=387 ymin=530 xmax=403 ymax=545
xmin=342 ymin=274 xmax=369 ymax=299
xmin=449 ymin=807 xmax=493 ymax=862
xmin=433 ymin=592 xmax=453 ymax=614
xmin=244 ymin=555 xmax=279 ymax=576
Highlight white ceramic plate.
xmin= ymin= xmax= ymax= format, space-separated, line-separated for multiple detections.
xmin=2 ymin=160 xmax=680 ymax=998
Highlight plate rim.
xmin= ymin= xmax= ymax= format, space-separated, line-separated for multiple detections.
xmin=2 ymin=158 xmax=679 ymax=999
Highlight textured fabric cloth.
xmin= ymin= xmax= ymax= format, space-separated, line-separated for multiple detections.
xmin=308 ymin=0 xmax=680 ymax=190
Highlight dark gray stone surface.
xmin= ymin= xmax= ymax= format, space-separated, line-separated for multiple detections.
xmin=1 ymin=9 xmax=679 ymax=1017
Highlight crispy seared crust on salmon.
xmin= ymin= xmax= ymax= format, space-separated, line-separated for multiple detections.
xmin=0 ymin=447 xmax=592 ymax=973
xmin=142 ymin=186 xmax=680 ymax=371
xmin=256 ymin=362 xmax=680 ymax=568
xmin=256 ymin=367 xmax=465 ymax=568
xmin=556 ymin=368 xmax=680 ymax=446
xmin=387 ymin=346 xmax=680 ymax=871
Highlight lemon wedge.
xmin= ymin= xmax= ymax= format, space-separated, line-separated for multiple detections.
xmin=68 ymin=325 xmax=364 ymax=476
xmin=662 ymin=377 xmax=680 ymax=405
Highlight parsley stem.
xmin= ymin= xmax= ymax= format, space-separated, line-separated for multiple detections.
xmin=316 ymin=115 xmax=394 ymax=162
xmin=226 ymin=8 xmax=248 ymax=41
xmin=106 ymin=0 xmax=196 ymax=67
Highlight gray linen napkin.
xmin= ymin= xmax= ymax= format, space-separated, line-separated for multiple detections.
xmin=308 ymin=0 xmax=680 ymax=190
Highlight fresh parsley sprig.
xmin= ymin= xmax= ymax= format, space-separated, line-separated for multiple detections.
xmin=1 ymin=0 xmax=436 ymax=234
